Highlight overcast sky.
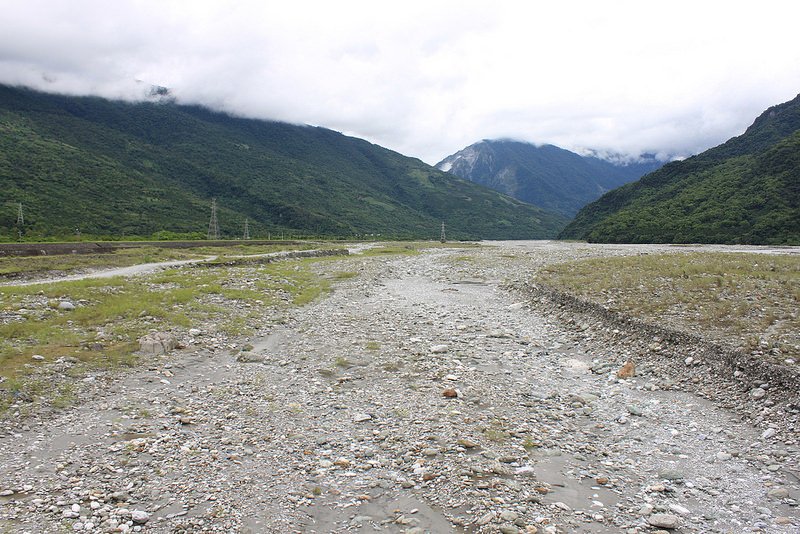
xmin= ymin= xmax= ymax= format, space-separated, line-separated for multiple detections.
xmin=1 ymin=0 xmax=799 ymax=164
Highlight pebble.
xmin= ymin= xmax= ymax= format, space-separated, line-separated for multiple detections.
xmin=130 ymin=510 xmax=150 ymax=524
xmin=648 ymin=513 xmax=680 ymax=529
xmin=669 ymin=503 xmax=690 ymax=516
xmin=767 ymin=487 xmax=789 ymax=499
xmin=761 ymin=427 xmax=777 ymax=439
xmin=658 ymin=470 xmax=684 ymax=481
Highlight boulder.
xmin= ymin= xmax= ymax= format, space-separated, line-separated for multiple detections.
xmin=138 ymin=332 xmax=178 ymax=355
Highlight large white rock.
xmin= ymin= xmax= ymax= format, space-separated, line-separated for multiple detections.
xmin=138 ymin=332 xmax=178 ymax=355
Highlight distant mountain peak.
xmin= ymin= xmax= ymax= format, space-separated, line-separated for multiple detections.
xmin=436 ymin=139 xmax=662 ymax=217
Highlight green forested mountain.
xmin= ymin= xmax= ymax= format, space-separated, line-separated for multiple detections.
xmin=560 ymin=94 xmax=800 ymax=245
xmin=436 ymin=140 xmax=662 ymax=217
xmin=0 ymin=85 xmax=567 ymax=241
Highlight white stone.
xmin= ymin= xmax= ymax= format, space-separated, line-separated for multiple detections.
xmin=130 ymin=510 xmax=150 ymax=524
xmin=669 ymin=503 xmax=691 ymax=516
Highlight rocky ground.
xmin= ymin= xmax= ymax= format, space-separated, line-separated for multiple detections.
xmin=0 ymin=241 xmax=798 ymax=533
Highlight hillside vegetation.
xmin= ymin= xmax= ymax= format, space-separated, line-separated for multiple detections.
xmin=560 ymin=94 xmax=800 ymax=244
xmin=0 ymin=85 xmax=567 ymax=241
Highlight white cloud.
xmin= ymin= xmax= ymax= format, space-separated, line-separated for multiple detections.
xmin=1 ymin=0 xmax=799 ymax=163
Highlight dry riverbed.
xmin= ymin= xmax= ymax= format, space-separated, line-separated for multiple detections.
xmin=0 ymin=241 xmax=798 ymax=533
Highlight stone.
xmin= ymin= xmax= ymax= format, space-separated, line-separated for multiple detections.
xmin=138 ymin=332 xmax=178 ymax=355
xmin=58 ymin=301 xmax=76 ymax=311
xmin=499 ymin=511 xmax=519 ymax=521
xmin=476 ymin=512 xmax=495 ymax=525
xmin=627 ymin=404 xmax=643 ymax=416
xmin=31 ymin=354 xmax=45 ymax=361
xmin=353 ymin=413 xmax=372 ymax=422
xmin=750 ymin=388 xmax=766 ymax=400
xmin=236 ymin=351 xmax=265 ymax=363
xmin=761 ymin=428 xmax=777 ymax=439
xmin=658 ymin=469 xmax=684 ymax=481
xmin=767 ymin=487 xmax=789 ymax=499
xmin=716 ymin=452 xmax=732 ymax=461
xmin=669 ymin=504 xmax=690 ymax=516
xmin=430 ymin=344 xmax=449 ymax=354
xmin=442 ymin=388 xmax=458 ymax=398
xmin=616 ymin=360 xmax=635 ymax=379
xmin=457 ymin=438 xmax=479 ymax=449
xmin=131 ymin=510 xmax=150 ymax=524
xmin=648 ymin=513 xmax=680 ymax=529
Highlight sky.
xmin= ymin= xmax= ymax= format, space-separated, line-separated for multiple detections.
xmin=1 ymin=0 xmax=800 ymax=164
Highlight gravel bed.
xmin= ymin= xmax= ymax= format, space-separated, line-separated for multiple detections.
xmin=0 ymin=241 xmax=797 ymax=533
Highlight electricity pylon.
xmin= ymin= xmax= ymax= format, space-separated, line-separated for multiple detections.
xmin=440 ymin=221 xmax=446 ymax=243
xmin=16 ymin=203 xmax=24 ymax=240
xmin=207 ymin=198 xmax=220 ymax=240
xmin=243 ymin=218 xmax=250 ymax=240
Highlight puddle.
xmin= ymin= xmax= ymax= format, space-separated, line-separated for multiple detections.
xmin=530 ymin=450 xmax=620 ymax=514
xmin=295 ymin=490 xmax=459 ymax=533
xmin=452 ymin=278 xmax=488 ymax=286
xmin=111 ymin=432 xmax=155 ymax=441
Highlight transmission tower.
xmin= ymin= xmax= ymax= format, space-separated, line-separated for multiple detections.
xmin=207 ymin=198 xmax=220 ymax=240
xmin=243 ymin=218 xmax=250 ymax=240
xmin=16 ymin=203 xmax=24 ymax=240
xmin=440 ymin=221 xmax=446 ymax=243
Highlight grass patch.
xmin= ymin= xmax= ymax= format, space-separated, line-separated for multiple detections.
xmin=0 ymin=251 xmax=348 ymax=417
xmin=330 ymin=271 xmax=358 ymax=281
xmin=361 ymin=244 xmax=420 ymax=256
xmin=536 ymin=252 xmax=799 ymax=362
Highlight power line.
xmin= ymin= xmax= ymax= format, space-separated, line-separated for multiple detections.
xmin=207 ymin=198 xmax=219 ymax=240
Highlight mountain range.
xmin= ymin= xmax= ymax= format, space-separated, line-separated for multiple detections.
xmin=436 ymin=140 xmax=662 ymax=217
xmin=560 ymin=93 xmax=800 ymax=245
xmin=0 ymin=85 xmax=567 ymax=241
